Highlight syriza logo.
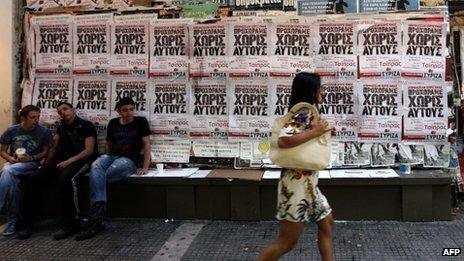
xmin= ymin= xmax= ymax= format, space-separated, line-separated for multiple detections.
xmin=442 ymin=248 xmax=461 ymax=256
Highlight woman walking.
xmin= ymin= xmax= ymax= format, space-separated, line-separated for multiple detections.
xmin=258 ymin=72 xmax=335 ymax=261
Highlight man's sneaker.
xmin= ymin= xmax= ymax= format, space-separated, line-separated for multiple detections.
xmin=16 ymin=224 xmax=33 ymax=240
xmin=2 ymin=221 xmax=16 ymax=236
xmin=75 ymin=223 xmax=105 ymax=241
xmin=53 ymin=225 xmax=80 ymax=240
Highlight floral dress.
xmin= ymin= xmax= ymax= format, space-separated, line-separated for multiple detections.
xmin=275 ymin=108 xmax=332 ymax=223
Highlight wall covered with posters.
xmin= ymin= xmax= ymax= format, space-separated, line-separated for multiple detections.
xmin=22 ymin=11 xmax=453 ymax=168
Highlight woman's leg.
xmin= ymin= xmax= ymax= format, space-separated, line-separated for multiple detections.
xmin=257 ymin=220 xmax=305 ymax=261
xmin=316 ymin=213 xmax=335 ymax=261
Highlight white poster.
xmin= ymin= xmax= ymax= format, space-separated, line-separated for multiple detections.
xmin=73 ymin=13 xmax=112 ymax=76
xmin=402 ymin=20 xmax=446 ymax=81
xmin=110 ymin=14 xmax=155 ymax=78
xmin=190 ymin=23 xmax=228 ymax=79
xmin=228 ymin=80 xmax=271 ymax=141
xmin=32 ymin=78 xmax=73 ymax=128
xmin=228 ymin=21 xmax=271 ymax=81
xmin=32 ymin=14 xmax=73 ymax=77
xmin=73 ymin=78 xmax=110 ymax=154
xmin=403 ymin=81 xmax=447 ymax=143
xmin=319 ymin=80 xmax=357 ymax=141
xmin=110 ymin=78 xmax=149 ymax=118
xmin=150 ymin=21 xmax=189 ymax=80
xmin=151 ymin=140 xmax=191 ymax=163
xmin=150 ymin=81 xmax=190 ymax=140
xmin=397 ymin=143 xmax=424 ymax=165
xmin=314 ymin=22 xmax=357 ymax=79
xmin=269 ymin=79 xmax=292 ymax=122
xmin=357 ymin=21 xmax=401 ymax=79
xmin=358 ymin=81 xmax=401 ymax=142
xmin=190 ymin=79 xmax=228 ymax=140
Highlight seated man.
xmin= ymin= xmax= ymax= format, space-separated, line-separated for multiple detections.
xmin=0 ymin=105 xmax=52 ymax=236
xmin=18 ymin=102 xmax=97 ymax=240
xmin=76 ymin=97 xmax=151 ymax=240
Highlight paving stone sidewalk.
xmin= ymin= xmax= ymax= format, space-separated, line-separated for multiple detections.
xmin=1 ymin=216 xmax=463 ymax=260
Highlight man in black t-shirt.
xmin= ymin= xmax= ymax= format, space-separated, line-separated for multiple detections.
xmin=76 ymin=97 xmax=151 ymax=241
xmin=17 ymin=102 xmax=97 ymax=240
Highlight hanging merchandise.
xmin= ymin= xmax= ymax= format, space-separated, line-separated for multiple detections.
xmin=32 ymin=14 xmax=73 ymax=77
xmin=73 ymin=13 xmax=113 ymax=76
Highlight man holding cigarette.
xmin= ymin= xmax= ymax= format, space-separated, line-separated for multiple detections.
xmin=0 ymin=105 xmax=53 ymax=236
xmin=17 ymin=102 xmax=98 ymax=240
xmin=75 ymin=97 xmax=151 ymax=240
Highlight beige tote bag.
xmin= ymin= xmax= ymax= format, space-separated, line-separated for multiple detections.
xmin=269 ymin=102 xmax=331 ymax=170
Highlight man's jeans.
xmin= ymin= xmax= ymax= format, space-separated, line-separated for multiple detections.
xmin=0 ymin=162 xmax=38 ymax=223
xmin=89 ymin=155 xmax=136 ymax=205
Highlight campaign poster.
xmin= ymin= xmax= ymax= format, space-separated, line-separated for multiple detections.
xmin=190 ymin=79 xmax=228 ymax=140
xmin=269 ymin=22 xmax=313 ymax=78
xmin=228 ymin=21 xmax=271 ymax=81
xmin=403 ymin=81 xmax=448 ymax=143
xmin=110 ymin=79 xmax=149 ymax=118
xmin=32 ymin=78 xmax=73 ymax=129
xmin=343 ymin=142 xmax=371 ymax=166
xmin=402 ymin=20 xmax=446 ymax=81
xmin=359 ymin=0 xmax=396 ymax=12
xmin=149 ymin=81 xmax=190 ymax=140
xmin=314 ymin=22 xmax=357 ymax=79
xmin=190 ymin=23 xmax=228 ymax=79
xmin=73 ymin=78 xmax=110 ymax=153
xmin=110 ymin=14 xmax=155 ymax=78
xmin=319 ymin=80 xmax=357 ymax=141
xmin=269 ymin=79 xmax=292 ymax=122
xmin=357 ymin=21 xmax=401 ymax=79
xmin=73 ymin=13 xmax=112 ymax=76
xmin=32 ymin=14 xmax=73 ymax=77
xmin=228 ymin=80 xmax=271 ymax=141
xmin=150 ymin=21 xmax=189 ymax=80
xmin=358 ymin=81 xmax=401 ymax=142
xmin=370 ymin=143 xmax=397 ymax=167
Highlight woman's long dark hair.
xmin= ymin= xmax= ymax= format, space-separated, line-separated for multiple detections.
xmin=288 ymin=72 xmax=321 ymax=108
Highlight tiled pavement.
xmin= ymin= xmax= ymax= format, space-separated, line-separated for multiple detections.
xmin=1 ymin=217 xmax=464 ymax=260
